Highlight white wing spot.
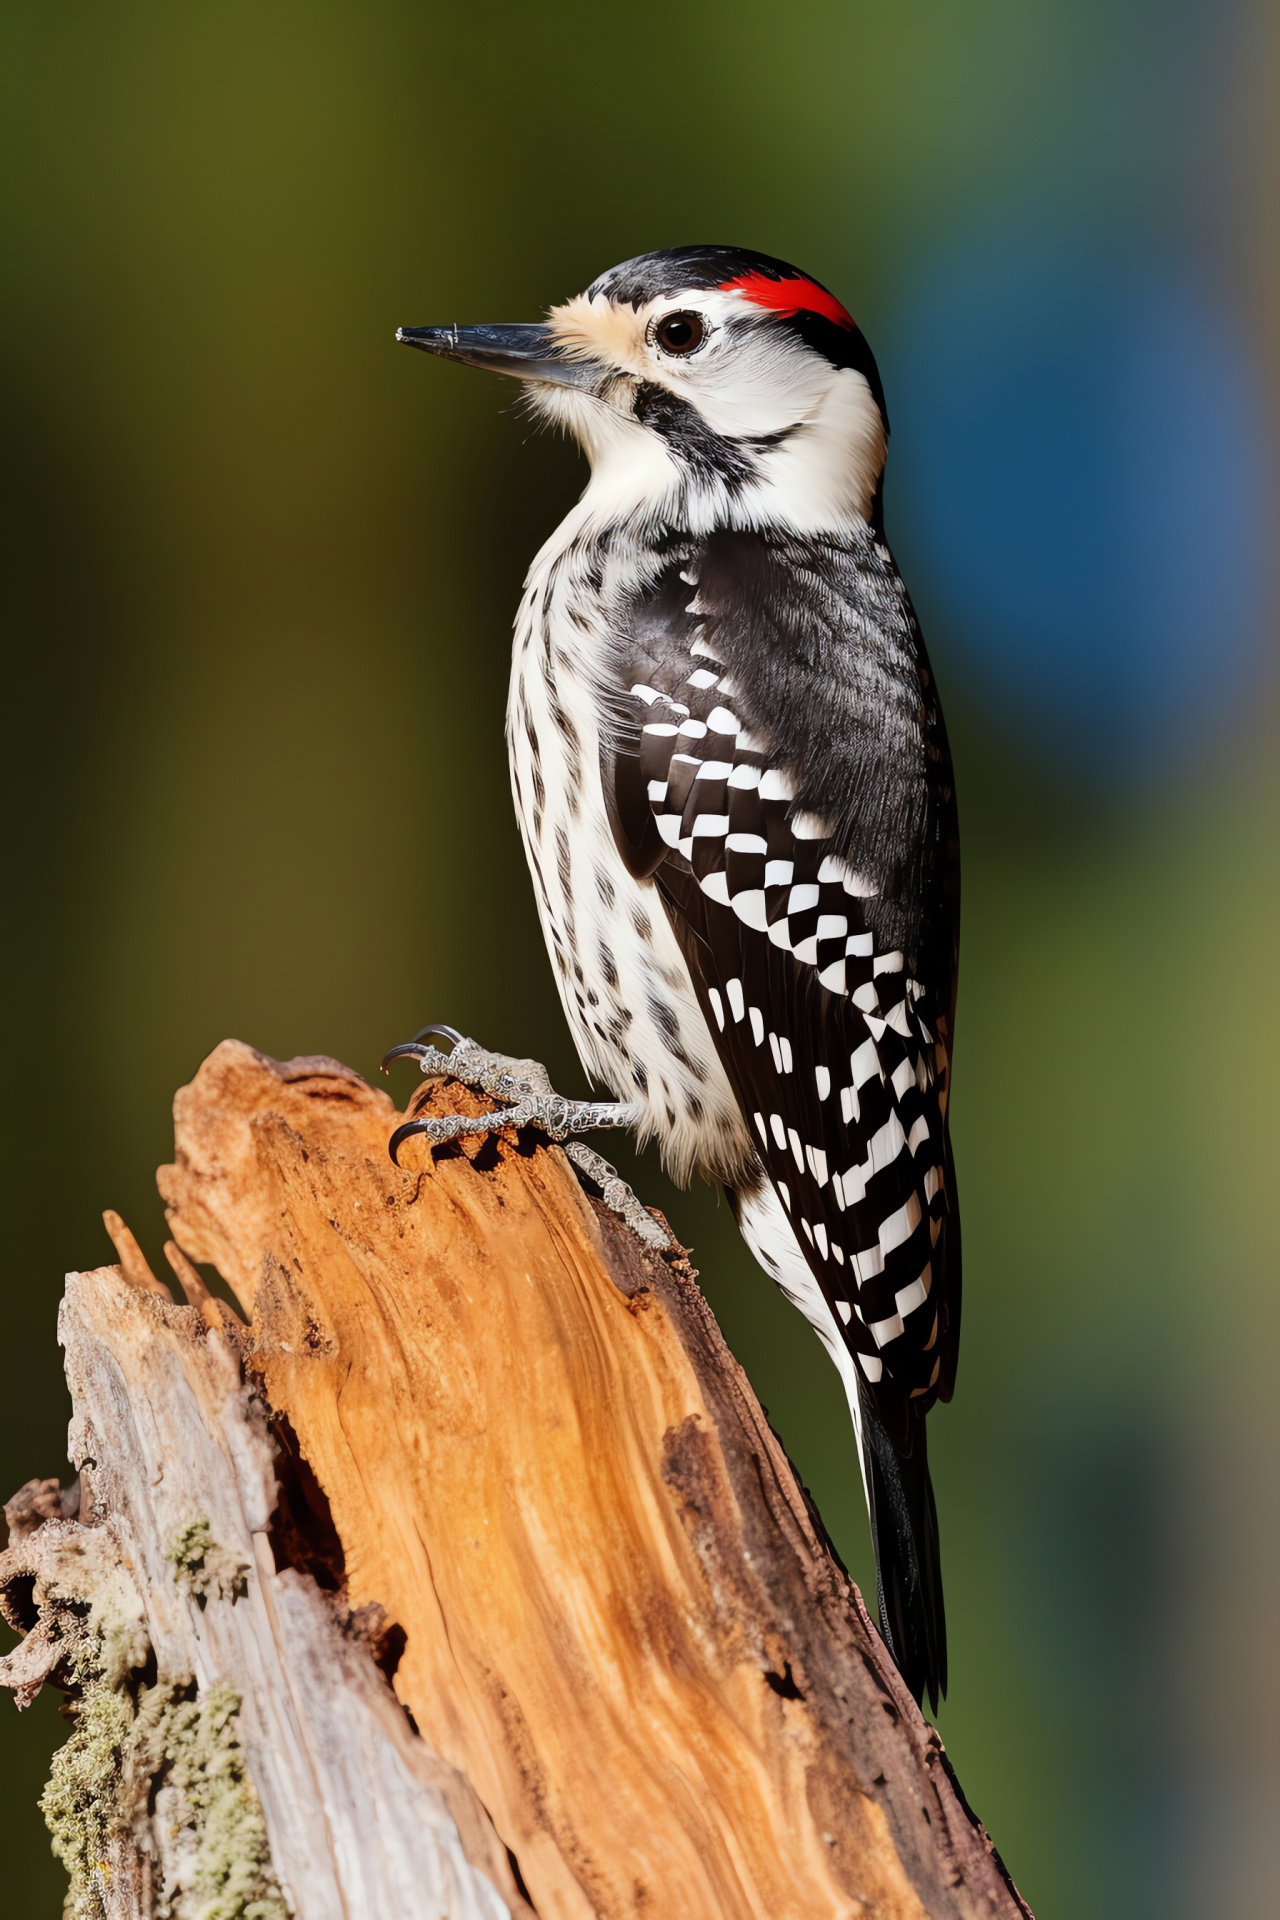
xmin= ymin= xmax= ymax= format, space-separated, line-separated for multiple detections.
xmin=851 ymin=1038 xmax=882 ymax=1087
xmin=895 ymin=1266 xmax=932 ymax=1317
xmin=855 ymin=1244 xmax=884 ymax=1283
xmin=814 ymin=1065 xmax=831 ymax=1100
xmin=727 ymin=978 xmax=745 ymax=1022
xmin=869 ymin=1310 xmax=906 ymax=1348
xmin=708 ymin=986 xmax=725 ymax=1031
xmin=758 ymin=768 xmax=795 ymax=802
xmin=879 ymin=1193 xmax=923 ymax=1255
xmin=791 ymin=811 xmax=830 ymax=841
xmin=750 ymin=1007 xmax=765 ymax=1047
xmin=869 ymin=1112 xmax=906 ymax=1173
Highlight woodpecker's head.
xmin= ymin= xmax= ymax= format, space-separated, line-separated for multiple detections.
xmin=399 ymin=247 xmax=889 ymax=534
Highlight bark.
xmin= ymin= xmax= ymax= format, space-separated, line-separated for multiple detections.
xmin=1 ymin=1040 xmax=1031 ymax=1920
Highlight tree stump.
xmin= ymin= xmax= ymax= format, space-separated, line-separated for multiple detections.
xmin=0 ymin=1041 xmax=1031 ymax=1920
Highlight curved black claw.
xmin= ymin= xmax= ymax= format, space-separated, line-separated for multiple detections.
xmin=410 ymin=1023 xmax=465 ymax=1047
xmin=380 ymin=1023 xmax=467 ymax=1075
xmin=388 ymin=1116 xmax=438 ymax=1168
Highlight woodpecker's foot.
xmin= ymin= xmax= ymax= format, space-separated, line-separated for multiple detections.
xmin=559 ymin=1141 xmax=671 ymax=1251
xmin=382 ymin=1026 xmax=669 ymax=1250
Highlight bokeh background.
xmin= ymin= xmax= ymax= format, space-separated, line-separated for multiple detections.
xmin=2 ymin=2 xmax=1277 ymax=1912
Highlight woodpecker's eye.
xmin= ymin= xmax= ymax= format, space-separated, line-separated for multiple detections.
xmin=654 ymin=312 xmax=706 ymax=356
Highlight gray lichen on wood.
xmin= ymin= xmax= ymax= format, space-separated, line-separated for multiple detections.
xmin=122 ymin=1680 xmax=287 ymax=1920
xmin=165 ymin=1519 xmax=249 ymax=1607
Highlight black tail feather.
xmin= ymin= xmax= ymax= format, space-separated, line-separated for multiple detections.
xmin=858 ymin=1382 xmax=946 ymax=1713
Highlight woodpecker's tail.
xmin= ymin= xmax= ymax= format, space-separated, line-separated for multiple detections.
xmin=728 ymin=1178 xmax=946 ymax=1709
xmin=858 ymin=1383 xmax=946 ymax=1713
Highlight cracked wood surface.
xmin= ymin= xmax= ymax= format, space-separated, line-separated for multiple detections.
xmin=144 ymin=1040 xmax=1030 ymax=1920
xmin=0 ymin=1266 xmax=529 ymax=1920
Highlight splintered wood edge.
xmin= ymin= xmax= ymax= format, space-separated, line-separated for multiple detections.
xmin=153 ymin=1040 xmax=1030 ymax=1920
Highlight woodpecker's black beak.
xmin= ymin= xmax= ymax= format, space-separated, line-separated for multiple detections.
xmin=396 ymin=323 xmax=599 ymax=389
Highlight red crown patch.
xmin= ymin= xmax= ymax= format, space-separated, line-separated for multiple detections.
xmin=718 ymin=272 xmax=856 ymax=331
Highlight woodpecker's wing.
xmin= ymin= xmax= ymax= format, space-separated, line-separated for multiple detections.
xmin=607 ymin=527 xmax=961 ymax=1445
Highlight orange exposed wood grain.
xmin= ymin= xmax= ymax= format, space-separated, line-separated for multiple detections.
xmin=159 ymin=1041 xmax=1029 ymax=1920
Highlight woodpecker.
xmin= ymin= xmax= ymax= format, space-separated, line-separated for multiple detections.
xmin=390 ymin=248 xmax=960 ymax=1712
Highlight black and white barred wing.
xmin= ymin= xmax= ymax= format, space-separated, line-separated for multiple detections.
xmin=609 ymin=553 xmax=959 ymax=1435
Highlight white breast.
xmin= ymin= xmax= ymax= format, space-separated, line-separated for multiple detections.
xmin=506 ymin=517 xmax=752 ymax=1186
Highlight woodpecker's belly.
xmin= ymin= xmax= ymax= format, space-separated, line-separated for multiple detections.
xmin=506 ymin=536 xmax=752 ymax=1186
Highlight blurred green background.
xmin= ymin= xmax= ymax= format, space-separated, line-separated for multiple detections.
xmin=2 ymin=3 xmax=1277 ymax=1913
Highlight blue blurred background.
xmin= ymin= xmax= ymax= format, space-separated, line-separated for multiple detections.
xmin=2 ymin=3 xmax=1277 ymax=1913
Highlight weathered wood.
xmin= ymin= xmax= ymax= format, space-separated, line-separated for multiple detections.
xmin=0 ymin=1263 xmax=528 ymax=1919
xmin=2 ymin=1040 xmax=1030 ymax=1919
